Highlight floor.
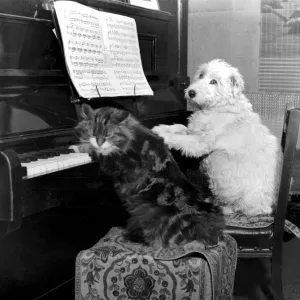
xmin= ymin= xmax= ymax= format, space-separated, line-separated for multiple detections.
xmin=282 ymin=237 xmax=300 ymax=299
xmin=234 ymin=237 xmax=300 ymax=300
xmin=1 ymin=178 xmax=300 ymax=300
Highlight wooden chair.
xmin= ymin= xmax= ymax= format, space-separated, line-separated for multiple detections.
xmin=183 ymin=105 xmax=300 ymax=300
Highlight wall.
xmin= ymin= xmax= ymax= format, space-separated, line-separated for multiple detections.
xmin=187 ymin=0 xmax=261 ymax=92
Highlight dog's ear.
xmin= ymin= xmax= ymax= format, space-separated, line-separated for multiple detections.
xmin=230 ymin=72 xmax=244 ymax=98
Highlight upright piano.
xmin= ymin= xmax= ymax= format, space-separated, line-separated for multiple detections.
xmin=0 ymin=0 xmax=189 ymax=298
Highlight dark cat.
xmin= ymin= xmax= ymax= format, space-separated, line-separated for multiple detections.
xmin=73 ymin=104 xmax=225 ymax=248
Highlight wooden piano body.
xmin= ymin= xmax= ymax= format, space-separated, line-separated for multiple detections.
xmin=0 ymin=0 xmax=189 ymax=298
xmin=0 ymin=0 xmax=189 ymax=299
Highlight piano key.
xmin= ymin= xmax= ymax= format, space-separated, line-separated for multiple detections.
xmin=22 ymin=153 xmax=85 ymax=170
xmin=23 ymin=155 xmax=88 ymax=178
xmin=18 ymin=154 xmax=39 ymax=162
xmin=20 ymin=149 xmax=92 ymax=179
xmin=19 ymin=147 xmax=74 ymax=162
xmin=23 ymin=151 xmax=49 ymax=159
xmin=38 ymin=151 xmax=56 ymax=157
xmin=18 ymin=156 xmax=34 ymax=163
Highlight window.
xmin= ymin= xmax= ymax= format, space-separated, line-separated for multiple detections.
xmin=259 ymin=0 xmax=300 ymax=93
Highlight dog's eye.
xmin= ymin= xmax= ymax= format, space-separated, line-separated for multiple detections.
xmin=199 ymin=73 xmax=204 ymax=79
xmin=210 ymin=79 xmax=217 ymax=85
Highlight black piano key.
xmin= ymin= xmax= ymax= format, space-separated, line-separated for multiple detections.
xmin=27 ymin=152 xmax=49 ymax=159
xmin=17 ymin=146 xmax=76 ymax=164
xmin=57 ymin=148 xmax=73 ymax=154
xmin=68 ymin=148 xmax=75 ymax=153
xmin=39 ymin=150 xmax=57 ymax=157
xmin=18 ymin=154 xmax=38 ymax=162
xmin=18 ymin=156 xmax=33 ymax=163
xmin=19 ymin=152 xmax=49 ymax=160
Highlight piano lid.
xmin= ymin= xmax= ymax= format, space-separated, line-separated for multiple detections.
xmin=0 ymin=12 xmax=78 ymax=144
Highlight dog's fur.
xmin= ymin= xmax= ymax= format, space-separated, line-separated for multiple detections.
xmin=152 ymin=59 xmax=283 ymax=216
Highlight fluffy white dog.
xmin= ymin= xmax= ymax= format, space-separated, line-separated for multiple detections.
xmin=152 ymin=59 xmax=283 ymax=216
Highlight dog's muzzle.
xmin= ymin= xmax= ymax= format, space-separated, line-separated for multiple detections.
xmin=188 ymin=89 xmax=196 ymax=98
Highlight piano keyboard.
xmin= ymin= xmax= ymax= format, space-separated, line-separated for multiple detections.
xmin=19 ymin=146 xmax=92 ymax=179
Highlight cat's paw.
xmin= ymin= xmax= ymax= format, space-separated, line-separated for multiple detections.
xmin=68 ymin=145 xmax=80 ymax=153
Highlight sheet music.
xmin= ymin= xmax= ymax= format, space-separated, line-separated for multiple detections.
xmin=54 ymin=1 xmax=153 ymax=98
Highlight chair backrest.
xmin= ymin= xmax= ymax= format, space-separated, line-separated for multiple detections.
xmin=273 ymin=105 xmax=300 ymax=273
xmin=280 ymin=103 xmax=296 ymax=151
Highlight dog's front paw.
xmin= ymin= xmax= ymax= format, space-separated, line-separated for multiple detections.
xmin=152 ymin=124 xmax=188 ymax=137
xmin=168 ymin=124 xmax=188 ymax=134
xmin=152 ymin=125 xmax=171 ymax=137
xmin=160 ymin=133 xmax=179 ymax=149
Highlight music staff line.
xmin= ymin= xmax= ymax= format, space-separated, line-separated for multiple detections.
xmin=68 ymin=9 xmax=98 ymax=20
xmin=80 ymin=84 xmax=148 ymax=94
xmin=107 ymin=30 xmax=136 ymax=39
xmin=66 ymin=30 xmax=102 ymax=40
xmin=66 ymin=24 xmax=100 ymax=35
xmin=68 ymin=17 xmax=99 ymax=27
xmin=75 ymin=72 xmax=144 ymax=82
xmin=107 ymin=25 xmax=136 ymax=32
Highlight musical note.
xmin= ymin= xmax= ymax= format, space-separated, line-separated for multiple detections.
xmin=54 ymin=0 xmax=153 ymax=98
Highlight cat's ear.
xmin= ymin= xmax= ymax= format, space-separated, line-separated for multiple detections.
xmin=79 ymin=103 xmax=95 ymax=120
xmin=116 ymin=110 xmax=139 ymax=127
xmin=117 ymin=110 xmax=130 ymax=124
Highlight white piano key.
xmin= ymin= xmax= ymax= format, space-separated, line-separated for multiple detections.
xmin=21 ymin=150 xmax=92 ymax=179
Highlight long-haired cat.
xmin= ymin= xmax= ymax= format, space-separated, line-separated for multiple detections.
xmin=72 ymin=104 xmax=225 ymax=248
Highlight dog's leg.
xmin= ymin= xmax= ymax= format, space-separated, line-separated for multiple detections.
xmin=161 ymin=133 xmax=213 ymax=157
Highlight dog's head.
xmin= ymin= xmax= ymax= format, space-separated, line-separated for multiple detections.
xmin=185 ymin=59 xmax=245 ymax=110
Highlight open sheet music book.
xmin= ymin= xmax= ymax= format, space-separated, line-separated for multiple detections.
xmin=53 ymin=1 xmax=153 ymax=98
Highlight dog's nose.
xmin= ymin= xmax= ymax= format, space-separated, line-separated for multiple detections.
xmin=188 ymin=90 xmax=196 ymax=98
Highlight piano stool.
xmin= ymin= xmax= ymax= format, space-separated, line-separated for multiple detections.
xmin=75 ymin=227 xmax=238 ymax=300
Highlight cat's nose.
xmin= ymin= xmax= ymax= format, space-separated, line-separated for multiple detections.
xmin=89 ymin=137 xmax=100 ymax=149
xmin=188 ymin=90 xmax=196 ymax=98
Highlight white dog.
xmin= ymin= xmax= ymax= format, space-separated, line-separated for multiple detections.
xmin=152 ymin=59 xmax=283 ymax=216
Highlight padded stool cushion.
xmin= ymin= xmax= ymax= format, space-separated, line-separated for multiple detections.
xmin=75 ymin=227 xmax=237 ymax=300
xmin=225 ymin=214 xmax=274 ymax=251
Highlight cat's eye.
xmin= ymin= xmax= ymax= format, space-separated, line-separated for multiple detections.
xmin=210 ymin=79 xmax=217 ymax=85
xmin=199 ymin=73 xmax=204 ymax=79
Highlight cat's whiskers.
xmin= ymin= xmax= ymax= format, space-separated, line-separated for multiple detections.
xmin=99 ymin=143 xmax=120 ymax=156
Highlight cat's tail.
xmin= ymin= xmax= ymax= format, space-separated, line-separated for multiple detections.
xmin=163 ymin=203 xmax=225 ymax=246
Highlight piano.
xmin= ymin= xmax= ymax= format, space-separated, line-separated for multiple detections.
xmin=0 ymin=0 xmax=189 ymax=298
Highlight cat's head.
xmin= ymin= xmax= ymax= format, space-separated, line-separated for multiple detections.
xmin=75 ymin=104 xmax=138 ymax=156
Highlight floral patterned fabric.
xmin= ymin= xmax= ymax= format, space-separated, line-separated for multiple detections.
xmin=226 ymin=213 xmax=274 ymax=228
xmin=226 ymin=213 xmax=300 ymax=238
xmin=75 ymin=227 xmax=237 ymax=300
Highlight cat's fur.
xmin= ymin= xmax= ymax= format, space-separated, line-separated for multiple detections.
xmin=73 ymin=104 xmax=225 ymax=248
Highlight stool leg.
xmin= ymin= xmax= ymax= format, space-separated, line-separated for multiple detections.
xmin=271 ymin=257 xmax=284 ymax=300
